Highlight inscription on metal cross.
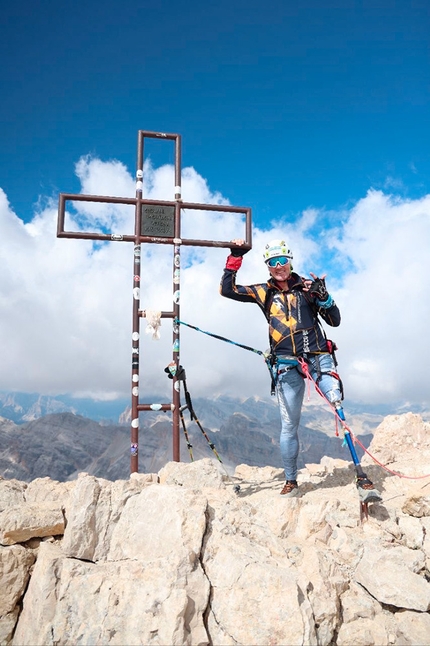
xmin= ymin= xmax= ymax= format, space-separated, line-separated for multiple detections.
xmin=57 ymin=130 xmax=252 ymax=474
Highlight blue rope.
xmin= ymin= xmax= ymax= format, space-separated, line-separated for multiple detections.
xmin=175 ymin=318 xmax=266 ymax=356
xmin=174 ymin=318 xmax=276 ymax=395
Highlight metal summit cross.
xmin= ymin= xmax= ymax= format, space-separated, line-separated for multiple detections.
xmin=57 ymin=129 xmax=252 ymax=474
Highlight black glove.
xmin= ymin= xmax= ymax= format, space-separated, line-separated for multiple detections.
xmin=309 ymin=277 xmax=329 ymax=302
xmin=230 ymin=246 xmax=250 ymax=257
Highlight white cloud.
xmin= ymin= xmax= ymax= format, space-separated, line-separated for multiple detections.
xmin=0 ymin=161 xmax=429 ymax=412
xmin=331 ymin=189 xmax=430 ymax=407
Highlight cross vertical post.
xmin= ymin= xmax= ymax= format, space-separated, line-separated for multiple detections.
xmin=57 ymin=129 xmax=252 ymax=475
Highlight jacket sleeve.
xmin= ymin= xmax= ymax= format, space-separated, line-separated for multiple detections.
xmin=317 ymin=301 xmax=341 ymax=327
xmin=220 ymin=268 xmax=260 ymax=304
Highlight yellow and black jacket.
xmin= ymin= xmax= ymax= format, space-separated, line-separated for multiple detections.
xmin=220 ymin=267 xmax=340 ymax=358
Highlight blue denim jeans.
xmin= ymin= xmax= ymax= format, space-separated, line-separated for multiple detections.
xmin=276 ymin=354 xmax=342 ymax=481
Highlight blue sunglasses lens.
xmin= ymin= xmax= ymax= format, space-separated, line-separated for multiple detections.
xmin=267 ymin=256 xmax=289 ymax=268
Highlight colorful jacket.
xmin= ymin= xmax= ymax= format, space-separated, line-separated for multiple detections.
xmin=220 ymin=266 xmax=341 ymax=357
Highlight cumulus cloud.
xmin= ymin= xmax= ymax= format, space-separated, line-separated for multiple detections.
xmin=0 ymin=158 xmax=429 ymax=412
xmin=331 ymin=190 xmax=430 ymax=407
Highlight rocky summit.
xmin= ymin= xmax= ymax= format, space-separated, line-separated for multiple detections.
xmin=1 ymin=412 xmax=430 ymax=645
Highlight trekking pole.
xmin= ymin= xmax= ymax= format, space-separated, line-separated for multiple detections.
xmin=182 ymin=379 xmax=241 ymax=493
xmin=179 ymin=405 xmax=194 ymax=461
xmin=165 ymin=363 xmax=240 ymax=493
xmin=296 ymin=357 xmax=381 ymax=513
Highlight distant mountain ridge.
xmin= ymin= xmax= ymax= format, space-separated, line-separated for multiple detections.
xmin=2 ymin=389 xmax=428 ymax=427
xmin=0 ymin=399 xmax=381 ymax=483
xmin=3 ymin=388 xmax=428 ymax=485
xmin=0 ymin=391 xmax=131 ymax=424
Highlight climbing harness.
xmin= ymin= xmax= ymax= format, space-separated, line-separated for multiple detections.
xmin=165 ymin=362 xmax=240 ymax=493
xmin=262 ymin=285 xmax=341 ymax=395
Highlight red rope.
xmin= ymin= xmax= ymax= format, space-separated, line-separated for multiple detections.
xmin=297 ymin=357 xmax=430 ymax=481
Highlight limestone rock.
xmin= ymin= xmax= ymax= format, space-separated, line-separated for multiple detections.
xmin=402 ymin=490 xmax=430 ymax=517
xmin=4 ymin=411 xmax=430 ymax=646
xmin=393 ymin=609 xmax=430 ymax=646
xmin=0 ymin=479 xmax=27 ymax=512
xmin=107 ymin=484 xmax=208 ymax=564
xmin=0 ymin=503 xmax=64 ymax=546
xmin=62 ymin=473 xmax=154 ymax=562
xmin=355 ymin=544 xmax=430 ymax=611
xmin=0 ymin=608 xmax=19 ymax=646
xmin=159 ymin=457 xmax=225 ymax=489
xmin=14 ymin=541 xmax=209 ymax=646
xmin=363 ymin=412 xmax=430 ymax=474
xmin=24 ymin=477 xmax=74 ymax=504
xmin=0 ymin=544 xmax=35 ymax=615
xmin=202 ymin=491 xmax=309 ymax=646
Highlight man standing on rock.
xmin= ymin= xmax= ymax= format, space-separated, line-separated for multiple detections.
xmin=220 ymin=238 xmax=381 ymax=504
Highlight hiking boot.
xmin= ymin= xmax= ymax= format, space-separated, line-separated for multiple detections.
xmin=280 ymin=480 xmax=299 ymax=497
xmin=356 ymin=475 xmax=382 ymax=504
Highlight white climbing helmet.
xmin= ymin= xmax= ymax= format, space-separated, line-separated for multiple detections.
xmin=263 ymin=239 xmax=293 ymax=262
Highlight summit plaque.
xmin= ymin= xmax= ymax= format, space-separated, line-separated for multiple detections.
xmin=141 ymin=204 xmax=175 ymax=237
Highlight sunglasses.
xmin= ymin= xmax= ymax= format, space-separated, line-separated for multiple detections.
xmin=266 ymin=256 xmax=290 ymax=268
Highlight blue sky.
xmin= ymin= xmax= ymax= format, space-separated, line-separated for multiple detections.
xmin=1 ymin=0 xmax=429 ymax=224
xmin=1 ymin=0 xmax=430 ymax=411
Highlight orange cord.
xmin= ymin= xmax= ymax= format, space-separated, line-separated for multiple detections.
xmin=297 ymin=357 xmax=430 ymax=481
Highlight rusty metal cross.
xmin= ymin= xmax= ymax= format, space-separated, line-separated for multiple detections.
xmin=57 ymin=130 xmax=252 ymax=474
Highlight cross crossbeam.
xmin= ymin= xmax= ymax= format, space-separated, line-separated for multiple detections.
xmin=57 ymin=130 xmax=252 ymax=473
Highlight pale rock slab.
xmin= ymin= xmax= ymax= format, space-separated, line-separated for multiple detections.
xmin=304 ymin=462 xmax=327 ymax=477
xmin=402 ymin=490 xmax=430 ymax=517
xmin=36 ymin=554 xmax=208 ymax=645
xmin=0 ymin=503 xmax=64 ymax=546
xmin=362 ymin=412 xmax=430 ymax=473
xmin=0 ymin=479 xmax=27 ymax=512
xmin=61 ymin=472 xmax=158 ymax=562
xmin=233 ymin=463 xmax=284 ymax=483
xmin=108 ymin=484 xmax=208 ymax=564
xmin=294 ymin=491 xmax=349 ymax=542
xmin=159 ymin=457 xmax=225 ymax=489
xmin=397 ymin=514 xmax=425 ymax=550
xmin=0 ymin=607 xmax=19 ymax=646
xmin=0 ymin=544 xmax=36 ymax=615
xmin=12 ymin=542 xmax=64 ymax=646
xmin=337 ymin=616 xmax=391 ymax=646
xmin=393 ymin=608 xmax=430 ymax=646
xmin=339 ymin=581 xmax=382 ymax=623
xmin=327 ymin=525 xmax=363 ymax=565
xmin=92 ymin=476 xmax=158 ymax=561
xmin=14 ymin=511 xmax=210 ymax=645
xmin=296 ymin=545 xmax=348 ymax=645
xmin=355 ymin=543 xmax=430 ymax=611
xmin=320 ymin=456 xmax=351 ymax=473
xmin=61 ymin=474 xmax=101 ymax=560
xmin=24 ymin=477 xmax=74 ymax=505
xmin=0 ymin=544 xmax=35 ymax=641
xmin=202 ymin=490 xmax=313 ymax=646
